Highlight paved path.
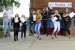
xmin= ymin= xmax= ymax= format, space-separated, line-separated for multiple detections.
xmin=0 ymin=32 xmax=35 ymax=50
xmin=28 ymin=35 xmax=75 ymax=50
xmin=0 ymin=32 xmax=75 ymax=50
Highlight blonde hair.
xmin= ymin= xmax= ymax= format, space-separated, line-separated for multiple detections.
xmin=21 ymin=14 xmax=25 ymax=18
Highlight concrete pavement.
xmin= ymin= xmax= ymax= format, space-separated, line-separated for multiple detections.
xmin=0 ymin=32 xmax=35 ymax=50
xmin=28 ymin=35 xmax=75 ymax=50
xmin=0 ymin=32 xmax=75 ymax=50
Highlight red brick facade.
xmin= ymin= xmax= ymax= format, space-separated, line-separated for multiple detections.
xmin=30 ymin=0 xmax=75 ymax=11
xmin=30 ymin=0 xmax=75 ymax=36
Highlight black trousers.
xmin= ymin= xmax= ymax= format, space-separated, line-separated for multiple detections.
xmin=29 ymin=22 xmax=34 ymax=34
xmin=14 ymin=28 xmax=19 ymax=40
xmin=43 ymin=20 xmax=48 ymax=35
xmin=21 ymin=24 xmax=26 ymax=38
xmin=63 ymin=22 xmax=71 ymax=35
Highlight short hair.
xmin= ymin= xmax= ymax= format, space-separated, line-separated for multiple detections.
xmin=5 ymin=5 xmax=9 ymax=8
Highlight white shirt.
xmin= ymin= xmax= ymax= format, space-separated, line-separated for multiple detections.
xmin=3 ymin=10 xmax=12 ymax=20
xmin=33 ymin=14 xmax=36 ymax=21
xmin=15 ymin=17 xmax=19 ymax=23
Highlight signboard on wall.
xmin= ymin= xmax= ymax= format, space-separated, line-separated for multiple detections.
xmin=48 ymin=2 xmax=72 ymax=8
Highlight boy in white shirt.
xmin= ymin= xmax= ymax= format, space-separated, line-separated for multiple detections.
xmin=3 ymin=6 xmax=12 ymax=38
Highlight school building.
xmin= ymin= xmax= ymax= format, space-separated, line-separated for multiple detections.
xmin=30 ymin=0 xmax=75 ymax=36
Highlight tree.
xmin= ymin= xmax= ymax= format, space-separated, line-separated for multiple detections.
xmin=0 ymin=0 xmax=20 ymax=12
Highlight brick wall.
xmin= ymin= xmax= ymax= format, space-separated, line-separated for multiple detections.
xmin=30 ymin=0 xmax=75 ymax=11
xmin=30 ymin=0 xmax=75 ymax=36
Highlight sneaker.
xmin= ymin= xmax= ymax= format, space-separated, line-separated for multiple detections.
xmin=14 ymin=38 xmax=16 ymax=41
xmin=54 ymin=34 xmax=57 ymax=38
xmin=39 ymin=38 xmax=41 ymax=40
xmin=8 ymin=34 xmax=11 ymax=38
xmin=46 ymin=34 xmax=48 ymax=37
xmin=37 ymin=36 xmax=39 ymax=39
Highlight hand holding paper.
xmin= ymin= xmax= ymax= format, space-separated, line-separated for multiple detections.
xmin=20 ymin=17 xmax=25 ymax=23
xmin=51 ymin=17 xmax=57 ymax=22
xmin=69 ymin=12 xmax=75 ymax=18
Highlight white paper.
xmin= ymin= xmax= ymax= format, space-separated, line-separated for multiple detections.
xmin=51 ymin=17 xmax=57 ymax=22
xmin=15 ymin=17 xmax=19 ymax=23
xmin=69 ymin=12 xmax=75 ymax=18
xmin=20 ymin=17 xmax=25 ymax=23
xmin=33 ymin=15 xmax=36 ymax=21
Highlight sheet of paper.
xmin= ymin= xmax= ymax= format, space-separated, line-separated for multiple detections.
xmin=33 ymin=15 xmax=36 ymax=21
xmin=20 ymin=17 xmax=25 ymax=23
xmin=51 ymin=17 xmax=57 ymax=22
xmin=69 ymin=12 xmax=75 ymax=18
xmin=15 ymin=17 xmax=19 ymax=23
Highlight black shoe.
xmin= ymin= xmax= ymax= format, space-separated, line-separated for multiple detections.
xmin=39 ymin=38 xmax=41 ymax=40
xmin=54 ymin=34 xmax=57 ymax=38
xmin=14 ymin=38 xmax=16 ymax=41
xmin=52 ymin=37 xmax=54 ymax=39
xmin=16 ymin=39 xmax=18 ymax=41
xmin=46 ymin=34 xmax=48 ymax=37
xmin=8 ymin=34 xmax=11 ymax=38
xmin=16 ymin=37 xmax=18 ymax=41
xmin=4 ymin=35 xmax=6 ymax=38
xmin=16 ymin=36 xmax=18 ymax=41
xmin=32 ymin=34 xmax=34 ymax=36
xmin=37 ymin=36 xmax=39 ymax=39
xmin=24 ymin=36 xmax=26 ymax=39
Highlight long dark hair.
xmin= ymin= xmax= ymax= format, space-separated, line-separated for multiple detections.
xmin=65 ymin=8 xmax=70 ymax=14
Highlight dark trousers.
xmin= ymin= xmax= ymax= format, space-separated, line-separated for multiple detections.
xmin=14 ymin=28 xmax=19 ymax=40
xmin=21 ymin=24 xmax=26 ymax=38
xmin=63 ymin=22 xmax=71 ymax=35
xmin=43 ymin=20 xmax=48 ymax=35
xmin=29 ymin=22 xmax=34 ymax=34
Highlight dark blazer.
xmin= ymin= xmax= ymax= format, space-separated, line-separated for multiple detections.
xmin=29 ymin=14 xmax=33 ymax=22
xmin=43 ymin=9 xmax=52 ymax=20
xmin=12 ymin=17 xmax=21 ymax=28
xmin=29 ymin=14 xmax=36 ymax=23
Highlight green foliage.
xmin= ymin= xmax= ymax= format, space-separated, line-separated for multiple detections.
xmin=0 ymin=26 xmax=4 ymax=31
xmin=0 ymin=0 xmax=20 ymax=12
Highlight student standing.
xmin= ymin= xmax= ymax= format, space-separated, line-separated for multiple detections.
xmin=51 ymin=10 xmax=61 ymax=39
xmin=35 ymin=10 xmax=42 ymax=40
xmin=63 ymin=9 xmax=71 ymax=39
xmin=12 ymin=14 xmax=20 ymax=41
xmin=3 ymin=5 xmax=12 ymax=38
xmin=43 ymin=7 xmax=52 ymax=36
xmin=29 ymin=10 xmax=36 ymax=35
xmin=20 ymin=14 xmax=26 ymax=39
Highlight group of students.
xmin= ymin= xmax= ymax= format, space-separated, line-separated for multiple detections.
xmin=3 ymin=5 xmax=72 ymax=41
xmin=29 ymin=10 xmax=42 ymax=40
xmin=3 ymin=6 xmax=26 ymax=41
xmin=3 ymin=5 xmax=42 ymax=41
xmin=29 ymin=7 xmax=72 ymax=39
xmin=12 ymin=14 xmax=26 ymax=41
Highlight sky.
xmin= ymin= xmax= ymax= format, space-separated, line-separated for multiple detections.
xmin=13 ymin=0 xmax=30 ymax=17
xmin=0 ymin=0 xmax=30 ymax=17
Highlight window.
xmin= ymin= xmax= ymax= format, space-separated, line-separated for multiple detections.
xmin=0 ymin=18 xmax=3 ymax=25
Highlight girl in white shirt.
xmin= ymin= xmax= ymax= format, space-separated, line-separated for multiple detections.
xmin=20 ymin=14 xmax=26 ymax=40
